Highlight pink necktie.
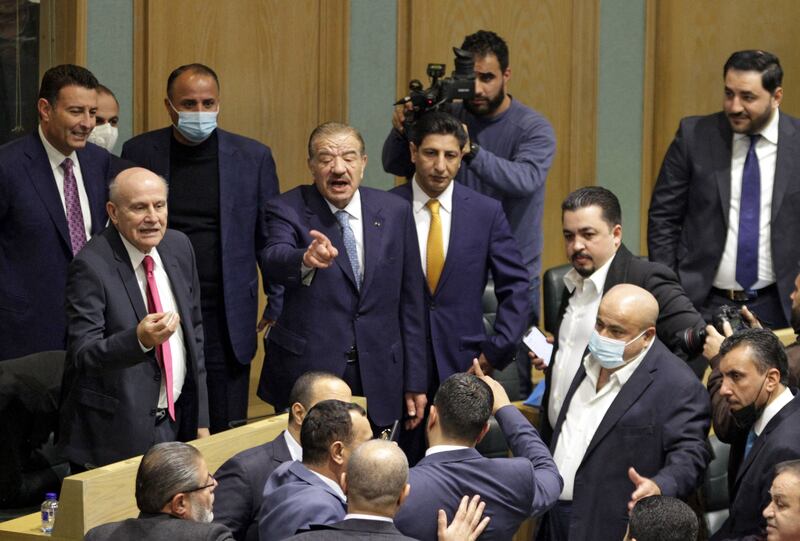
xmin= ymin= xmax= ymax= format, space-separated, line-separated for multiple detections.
xmin=61 ymin=158 xmax=87 ymax=255
xmin=143 ymin=255 xmax=175 ymax=421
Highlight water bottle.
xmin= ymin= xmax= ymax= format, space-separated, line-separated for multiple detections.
xmin=40 ymin=492 xmax=58 ymax=534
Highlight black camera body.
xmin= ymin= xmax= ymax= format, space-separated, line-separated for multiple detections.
xmin=397 ymin=47 xmax=476 ymax=140
xmin=679 ymin=304 xmax=751 ymax=356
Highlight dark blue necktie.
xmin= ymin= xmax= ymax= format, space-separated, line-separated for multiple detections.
xmin=743 ymin=428 xmax=757 ymax=460
xmin=736 ymin=134 xmax=760 ymax=291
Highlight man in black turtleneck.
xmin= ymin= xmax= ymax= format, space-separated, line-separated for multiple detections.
xmin=122 ymin=63 xmax=280 ymax=433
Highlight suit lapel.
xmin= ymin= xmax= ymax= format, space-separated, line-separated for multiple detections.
xmin=304 ymin=186 xmax=359 ymax=291
xmin=360 ymin=189 xmax=383 ymax=296
xmin=433 ymin=184 xmax=464 ymax=295
xmin=108 ymin=228 xmax=148 ymax=321
xmin=75 ymin=147 xmax=109 ymax=233
xmin=24 ymin=135 xmax=71 ymax=250
xmin=713 ymin=113 xmax=734 ymax=225
xmin=158 ymin=238 xmax=193 ymax=347
xmin=149 ymin=129 xmax=172 ymax=180
xmin=772 ymin=113 xmax=796 ymax=220
xmin=217 ymin=130 xmax=235 ymax=261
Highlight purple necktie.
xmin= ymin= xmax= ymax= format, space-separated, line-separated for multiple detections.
xmin=61 ymin=158 xmax=87 ymax=255
xmin=736 ymin=135 xmax=760 ymax=291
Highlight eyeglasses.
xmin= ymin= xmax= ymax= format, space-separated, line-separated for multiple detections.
xmin=184 ymin=473 xmax=216 ymax=493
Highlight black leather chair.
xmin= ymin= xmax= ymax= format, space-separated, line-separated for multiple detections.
xmin=542 ymin=263 xmax=571 ymax=335
xmin=704 ymin=434 xmax=731 ymax=536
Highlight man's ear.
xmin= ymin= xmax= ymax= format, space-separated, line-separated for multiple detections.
xmin=427 ymin=405 xmax=438 ymax=432
xmin=167 ymin=492 xmax=190 ymax=519
xmin=290 ymin=402 xmax=306 ymax=427
xmin=765 ymin=367 xmax=782 ymax=393
xmin=475 ymin=422 xmax=490 ymax=445
xmin=397 ymin=483 xmax=411 ymax=507
xmin=409 ymin=142 xmax=418 ymax=164
xmin=330 ymin=440 xmax=345 ymax=466
xmin=340 ymin=472 xmax=348 ymax=495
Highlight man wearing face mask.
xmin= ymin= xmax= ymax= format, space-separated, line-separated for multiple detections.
xmin=538 ymin=284 xmax=710 ymax=541
xmin=87 ymin=84 xmax=120 ymax=153
xmin=122 ymin=63 xmax=280 ymax=434
xmin=707 ymin=328 xmax=800 ymax=540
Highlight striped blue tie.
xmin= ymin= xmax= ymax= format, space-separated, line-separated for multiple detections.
xmin=336 ymin=210 xmax=361 ymax=290
xmin=736 ymin=135 xmax=760 ymax=291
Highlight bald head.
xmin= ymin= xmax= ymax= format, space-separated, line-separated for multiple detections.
xmin=602 ymin=284 xmax=658 ymax=332
xmin=287 ymin=373 xmax=352 ymax=433
xmin=345 ymin=440 xmax=409 ymax=515
xmin=107 ymin=168 xmax=169 ymax=254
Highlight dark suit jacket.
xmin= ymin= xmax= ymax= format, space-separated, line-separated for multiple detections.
xmin=259 ymin=460 xmax=347 ymax=540
xmin=0 ymin=133 xmax=111 ymax=360
xmin=85 ymin=512 xmax=233 ymax=541
xmin=258 ymin=185 xmax=425 ymax=426
xmin=648 ymin=111 xmax=800 ymax=323
xmin=546 ymin=339 xmax=710 ymax=541
xmin=389 ymin=182 xmax=530 ymax=378
xmin=710 ymin=392 xmax=800 ymax=541
xmin=213 ymin=431 xmax=292 ymax=541
xmin=540 ymin=244 xmax=705 ymax=442
xmin=286 ymin=518 xmax=418 ymax=540
xmin=394 ymin=406 xmax=562 ymax=541
xmin=58 ymin=226 xmax=209 ymax=467
xmin=121 ymin=127 xmax=281 ymax=363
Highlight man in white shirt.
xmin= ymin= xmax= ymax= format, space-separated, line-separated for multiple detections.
xmin=532 ymin=187 xmax=705 ymax=442
xmin=649 ymin=49 xmax=800 ymax=328
xmin=58 ymin=167 xmax=209 ymax=469
xmin=710 ymin=328 xmax=800 ymax=540
xmin=540 ymin=284 xmax=710 ymax=541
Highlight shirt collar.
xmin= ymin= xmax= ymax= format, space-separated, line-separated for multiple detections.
xmin=425 ymin=444 xmax=470 ymax=457
xmin=118 ymin=231 xmax=163 ymax=271
xmin=38 ymin=124 xmax=77 ymax=170
xmin=754 ymin=386 xmax=794 ymax=436
xmin=411 ymin=176 xmax=454 ymax=214
xmin=326 ymin=188 xmax=362 ymax=222
xmin=344 ymin=513 xmax=394 ymax=524
xmin=309 ymin=469 xmax=347 ymax=502
xmin=584 ymin=338 xmax=652 ymax=388
xmin=283 ymin=430 xmax=303 ymax=462
xmin=563 ymin=251 xmax=617 ymax=294
xmin=734 ymin=108 xmax=780 ymax=145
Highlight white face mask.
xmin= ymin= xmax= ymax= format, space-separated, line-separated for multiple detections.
xmin=88 ymin=123 xmax=119 ymax=152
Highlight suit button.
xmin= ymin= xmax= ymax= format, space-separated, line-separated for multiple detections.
xmin=430 ymin=303 xmax=436 ymax=310
xmin=354 ymin=313 xmax=360 ymax=320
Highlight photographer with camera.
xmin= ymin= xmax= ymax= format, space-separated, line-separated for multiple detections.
xmin=382 ymin=30 xmax=556 ymax=397
xmin=705 ymin=271 xmax=800 ymax=442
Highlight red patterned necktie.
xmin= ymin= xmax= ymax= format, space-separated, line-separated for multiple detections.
xmin=143 ymin=255 xmax=175 ymax=421
xmin=60 ymin=158 xmax=87 ymax=255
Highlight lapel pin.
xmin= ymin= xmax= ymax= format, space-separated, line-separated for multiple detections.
xmin=374 ymin=220 xmax=381 ymax=227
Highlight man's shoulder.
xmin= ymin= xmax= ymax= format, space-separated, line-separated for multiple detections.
xmin=86 ymin=515 xmax=232 ymax=541
xmin=123 ymin=127 xmax=171 ymax=149
xmin=361 ymin=186 xmax=411 ymax=210
xmin=641 ymin=339 xmax=703 ymax=390
xmin=219 ymin=433 xmax=287 ymax=471
xmin=453 ymin=182 xmax=503 ymax=213
xmin=0 ymin=131 xmax=37 ymax=157
xmin=217 ymin=128 xmax=272 ymax=155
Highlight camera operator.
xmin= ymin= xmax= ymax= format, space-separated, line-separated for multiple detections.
xmin=382 ymin=30 xmax=556 ymax=397
xmin=705 ymin=271 xmax=800 ymax=441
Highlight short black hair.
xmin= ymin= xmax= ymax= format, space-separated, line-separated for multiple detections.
xmin=96 ymin=84 xmax=119 ymax=105
xmin=724 ymin=50 xmax=783 ymax=94
xmin=433 ymin=373 xmax=492 ymax=442
xmin=38 ymin=64 xmax=98 ymax=107
xmin=628 ymin=496 xmax=699 ymax=541
xmin=410 ymin=111 xmax=468 ymax=148
xmin=562 ymin=186 xmax=622 ymax=227
xmin=166 ymin=63 xmax=220 ymax=100
xmin=461 ymin=30 xmax=509 ymax=72
xmin=300 ymin=399 xmax=367 ymax=466
xmin=288 ymin=371 xmax=340 ymax=410
xmin=719 ymin=328 xmax=789 ymax=385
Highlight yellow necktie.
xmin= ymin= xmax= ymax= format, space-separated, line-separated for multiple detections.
xmin=426 ymin=199 xmax=444 ymax=292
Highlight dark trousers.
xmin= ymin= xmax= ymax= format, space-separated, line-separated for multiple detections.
xmin=702 ymin=284 xmax=788 ymax=330
xmin=537 ymin=500 xmax=572 ymax=541
xmin=203 ymin=309 xmax=250 ymax=434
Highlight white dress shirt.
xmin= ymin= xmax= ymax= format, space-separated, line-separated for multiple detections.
xmin=310 ymin=469 xmax=347 ymax=502
xmin=425 ymin=444 xmax=469 ymax=456
xmin=753 ymin=386 xmax=794 ymax=437
xmin=120 ymin=234 xmax=187 ymax=408
xmin=343 ymin=514 xmax=394 ymax=523
xmin=714 ymin=109 xmax=779 ymax=290
xmin=553 ymin=342 xmax=651 ymax=500
xmin=284 ymin=430 xmax=303 ymax=461
xmin=411 ymin=177 xmax=454 ymax=275
xmin=325 ymin=189 xmax=365 ymax=281
xmin=548 ymin=254 xmax=616 ymax=427
xmin=38 ymin=125 xmax=93 ymax=239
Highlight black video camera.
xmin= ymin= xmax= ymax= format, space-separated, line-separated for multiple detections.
xmin=395 ymin=47 xmax=476 ymax=140
xmin=679 ymin=305 xmax=751 ymax=356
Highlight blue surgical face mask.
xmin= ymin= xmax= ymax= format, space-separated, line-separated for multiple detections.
xmin=588 ymin=329 xmax=648 ymax=369
xmin=169 ymin=100 xmax=218 ymax=143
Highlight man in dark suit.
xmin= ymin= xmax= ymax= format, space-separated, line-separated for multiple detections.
xmin=762 ymin=459 xmax=800 ymax=541
xmin=389 ymin=111 xmax=529 ymax=380
xmin=707 ymin=329 xmax=800 ymax=540
xmin=58 ymin=167 xmax=209 ymax=469
xmin=213 ymin=372 xmax=351 ymax=541
xmin=394 ymin=364 xmax=562 ymax=541
xmin=258 ymin=122 xmax=426 ymax=432
xmin=121 ymin=63 xmax=280 ymax=433
xmin=539 ymin=284 xmax=710 ymax=541
xmin=530 ymin=187 xmax=706 ymax=443
xmin=259 ymin=400 xmax=373 ymax=540
xmin=648 ymin=50 xmax=800 ymax=328
xmin=85 ymin=442 xmax=232 ymax=541
xmin=0 ymin=64 xmax=112 ymax=361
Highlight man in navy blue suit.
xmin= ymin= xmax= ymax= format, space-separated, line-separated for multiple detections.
xmin=121 ymin=63 xmax=280 ymax=433
xmin=390 ymin=111 xmax=529 ymax=381
xmin=394 ymin=363 xmax=562 ymax=541
xmin=258 ymin=122 xmax=426 ymax=432
xmin=0 ymin=64 xmax=112 ymax=361
xmin=540 ymin=284 xmax=710 ymax=541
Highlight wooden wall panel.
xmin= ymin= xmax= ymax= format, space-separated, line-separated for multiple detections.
xmin=396 ymin=0 xmax=598 ymax=281
xmin=133 ymin=0 xmax=349 ymax=418
xmin=642 ymin=0 xmax=800 ymax=249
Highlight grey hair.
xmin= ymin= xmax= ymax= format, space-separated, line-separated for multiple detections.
xmin=108 ymin=170 xmax=168 ymax=205
xmin=307 ymin=122 xmax=366 ymax=159
xmin=135 ymin=442 xmax=203 ymax=513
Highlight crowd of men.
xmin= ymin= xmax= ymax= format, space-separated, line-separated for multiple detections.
xmin=1 ymin=27 xmax=800 ymax=540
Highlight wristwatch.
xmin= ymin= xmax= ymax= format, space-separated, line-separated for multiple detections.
xmin=463 ymin=142 xmax=480 ymax=164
